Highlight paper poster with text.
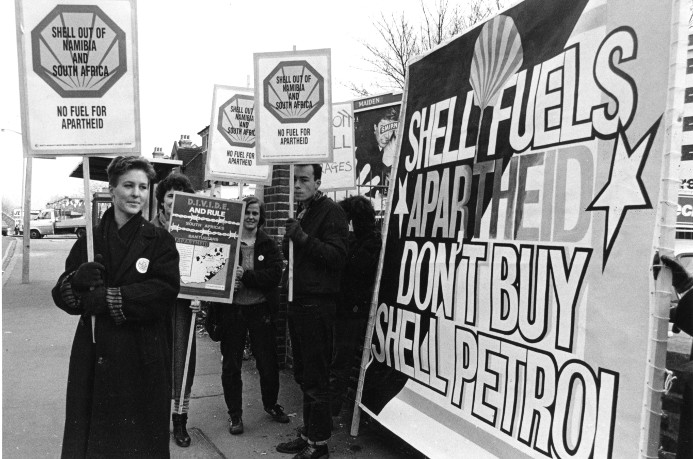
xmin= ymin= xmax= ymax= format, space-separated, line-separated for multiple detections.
xmin=353 ymin=93 xmax=402 ymax=210
xmin=254 ymin=49 xmax=332 ymax=164
xmin=206 ymin=85 xmax=272 ymax=185
xmin=320 ymin=102 xmax=355 ymax=191
xmin=169 ymin=192 xmax=244 ymax=304
xmin=678 ymin=39 xmax=693 ymax=230
xmin=358 ymin=0 xmax=684 ymax=457
xmin=15 ymin=0 xmax=140 ymax=157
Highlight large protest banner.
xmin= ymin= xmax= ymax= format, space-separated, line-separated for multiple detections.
xmin=15 ymin=0 xmax=140 ymax=157
xmin=320 ymin=102 xmax=355 ymax=191
xmin=169 ymin=192 xmax=244 ymax=304
xmin=206 ymin=85 xmax=272 ymax=185
xmin=357 ymin=0 xmax=687 ymax=457
xmin=254 ymin=49 xmax=332 ymax=164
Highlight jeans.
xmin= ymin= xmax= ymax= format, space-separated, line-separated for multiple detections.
xmin=220 ymin=302 xmax=280 ymax=417
xmin=288 ymin=297 xmax=335 ymax=442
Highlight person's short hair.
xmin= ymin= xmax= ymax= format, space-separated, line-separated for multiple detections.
xmin=243 ymin=195 xmax=266 ymax=227
xmin=106 ymin=156 xmax=156 ymax=187
xmin=296 ymin=163 xmax=322 ymax=181
xmin=156 ymin=173 xmax=194 ymax=210
xmin=377 ymin=107 xmax=399 ymax=124
xmin=339 ymin=195 xmax=375 ymax=230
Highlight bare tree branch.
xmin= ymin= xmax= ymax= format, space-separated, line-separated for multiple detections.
xmin=351 ymin=0 xmax=506 ymax=94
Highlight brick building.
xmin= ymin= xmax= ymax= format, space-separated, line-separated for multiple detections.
xmin=166 ymin=134 xmax=207 ymax=191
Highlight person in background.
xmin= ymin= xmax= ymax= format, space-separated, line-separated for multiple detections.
xmin=151 ymin=172 xmax=200 ymax=448
xmin=218 ymin=195 xmax=289 ymax=435
xmin=277 ymin=164 xmax=348 ymax=459
xmin=329 ymin=195 xmax=381 ymax=416
xmin=52 ymin=156 xmax=179 ymax=458
xmin=661 ymin=254 xmax=693 ymax=335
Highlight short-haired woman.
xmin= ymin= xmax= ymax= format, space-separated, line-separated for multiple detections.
xmin=52 ymin=156 xmax=180 ymax=458
xmin=218 ymin=195 xmax=289 ymax=434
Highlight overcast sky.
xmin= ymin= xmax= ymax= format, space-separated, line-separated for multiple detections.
xmin=1 ymin=0 xmax=427 ymax=209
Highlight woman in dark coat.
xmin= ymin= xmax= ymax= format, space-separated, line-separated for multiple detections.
xmin=52 ymin=156 xmax=180 ymax=458
xmin=330 ymin=195 xmax=382 ymax=414
xmin=218 ymin=196 xmax=289 ymax=434
xmin=151 ymin=172 xmax=199 ymax=447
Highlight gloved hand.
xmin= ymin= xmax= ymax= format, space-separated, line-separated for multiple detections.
xmin=285 ymin=218 xmax=308 ymax=245
xmin=661 ymin=255 xmax=693 ymax=294
xmin=189 ymin=299 xmax=202 ymax=313
xmin=72 ymin=254 xmax=105 ymax=293
xmin=81 ymin=286 xmax=108 ymax=315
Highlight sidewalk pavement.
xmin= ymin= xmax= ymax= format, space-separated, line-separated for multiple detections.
xmin=2 ymin=239 xmax=422 ymax=458
xmin=2 ymin=236 xmax=17 ymax=272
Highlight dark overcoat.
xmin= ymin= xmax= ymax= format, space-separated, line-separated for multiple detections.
xmin=52 ymin=208 xmax=180 ymax=458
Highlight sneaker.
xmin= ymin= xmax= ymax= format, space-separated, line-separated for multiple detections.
xmin=276 ymin=436 xmax=308 ymax=454
xmin=265 ymin=404 xmax=290 ymax=423
xmin=293 ymin=443 xmax=329 ymax=459
xmin=229 ymin=416 xmax=244 ymax=435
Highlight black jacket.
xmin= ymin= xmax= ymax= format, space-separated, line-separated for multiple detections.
xmin=238 ymin=228 xmax=283 ymax=314
xmin=337 ymin=230 xmax=382 ymax=317
xmin=283 ymin=193 xmax=348 ymax=298
xmin=52 ymin=208 xmax=180 ymax=458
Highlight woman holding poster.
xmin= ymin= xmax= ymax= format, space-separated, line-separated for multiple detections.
xmin=52 ymin=156 xmax=180 ymax=458
xmin=218 ymin=196 xmax=289 ymax=434
xmin=151 ymin=172 xmax=201 ymax=448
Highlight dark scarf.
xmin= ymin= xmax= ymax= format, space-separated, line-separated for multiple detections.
xmin=99 ymin=207 xmax=143 ymax=282
xmin=296 ymin=190 xmax=325 ymax=220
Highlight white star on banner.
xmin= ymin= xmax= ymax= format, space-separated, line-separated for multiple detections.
xmin=393 ymin=175 xmax=409 ymax=237
xmin=586 ymin=118 xmax=661 ymax=268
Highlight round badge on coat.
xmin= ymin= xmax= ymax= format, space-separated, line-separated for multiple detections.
xmin=258 ymin=255 xmax=264 ymax=261
xmin=136 ymin=258 xmax=150 ymax=273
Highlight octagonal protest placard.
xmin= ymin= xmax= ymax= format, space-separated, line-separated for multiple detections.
xmin=206 ymin=85 xmax=271 ymax=185
xmin=31 ymin=4 xmax=127 ymax=98
xmin=218 ymin=93 xmax=256 ymax=148
xmin=16 ymin=0 xmax=140 ymax=157
xmin=254 ymin=49 xmax=332 ymax=165
xmin=262 ymin=60 xmax=324 ymax=124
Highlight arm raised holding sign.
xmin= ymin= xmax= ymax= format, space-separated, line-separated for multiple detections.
xmin=277 ymin=164 xmax=348 ymax=456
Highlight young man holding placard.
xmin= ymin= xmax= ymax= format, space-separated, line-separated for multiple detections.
xmin=277 ymin=164 xmax=348 ymax=459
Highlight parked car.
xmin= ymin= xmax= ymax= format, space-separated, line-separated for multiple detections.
xmin=2 ymin=221 xmax=8 ymax=236
xmin=25 ymin=208 xmax=86 ymax=239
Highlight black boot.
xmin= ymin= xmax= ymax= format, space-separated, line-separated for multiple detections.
xmin=172 ymin=413 xmax=191 ymax=447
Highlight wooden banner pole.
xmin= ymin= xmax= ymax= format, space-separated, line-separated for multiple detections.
xmin=289 ymin=166 xmax=294 ymax=302
xmin=21 ymin=156 xmax=32 ymax=284
xmin=82 ymin=157 xmax=97 ymax=344
xmin=640 ymin=0 xmax=687 ymax=456
xmin=178 ymin=302 xmax=199 ymax=414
